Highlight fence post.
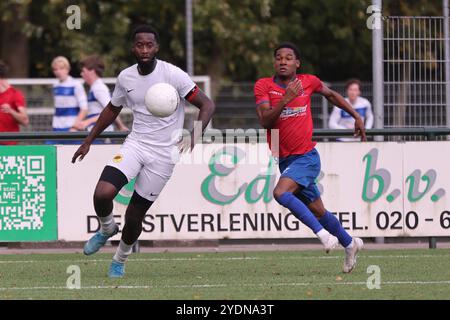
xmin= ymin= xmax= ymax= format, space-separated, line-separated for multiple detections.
xmin=186 ymin=0 xmax=194 ymax=76
xmin=372 ymin=0 xmax=384 ymax=142
xmin=428 ymin=237 xmax=437 ymax=249
xmin=444 ymin=0 xmax=450 ymax=138
xmin=372 ymin=0 xmax=385 ymax=245
xmin=321 ymin=95 xmax=328 ymax=130
xmin=426 ymin=130 xmax=438 ymax=249
xmin=132 ymin=241 xmax=140 ymax=253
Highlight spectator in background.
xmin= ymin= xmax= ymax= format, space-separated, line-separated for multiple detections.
xmin=79 ymin=55 xmax=128 ymax=133
xmin=0 ymin=60 xmax=29 ymax=145
xmin=51 ymin=56 xmax=88 ymax=135
xmin=329 ymin=79 xmax=373 ymax=141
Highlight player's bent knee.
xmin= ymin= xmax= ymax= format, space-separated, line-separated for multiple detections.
xmin=94 ymin=181 xmax=118 ymax=203
xmin=273 ymin=179 xmax=299 ymax=201
xmin=273 ymin=188 xmax=287 ymax=202
xmin=273 ymin=190 xmax=293 ymax=206
xmin=99 ymin=165 xmax=128 ymax=191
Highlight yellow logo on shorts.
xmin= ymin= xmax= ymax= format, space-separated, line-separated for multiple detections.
xmin=113 ymin=154 xmax=123 ymax=163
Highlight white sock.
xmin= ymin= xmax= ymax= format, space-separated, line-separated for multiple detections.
xmin=316 ymin=228 xmax=331 ymax=244
xmin=99 ymin=213 xmax=116 ymax=235
xmin=345 ymin=239 xmax=354 ymax=249
xmin=113 ymin=240 xmax=133 ymax=263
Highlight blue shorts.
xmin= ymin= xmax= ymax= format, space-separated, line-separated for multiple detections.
xmin=279 ymin=148 xmax=321 ymax=204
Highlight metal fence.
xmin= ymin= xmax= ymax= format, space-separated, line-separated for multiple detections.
xmin=10 ymin=76 xmax=211 ymax=133
xmin=15 ymin=80 xmax=373 ymax=132
xmin=383 ymin=16 xmax=449 ymax=136
xmin=16 ymin=79 xmax=346 ymax=131
xmin=3 ymin=127 xmax=450 ymax=143
xmin=212 ymin=81 xmax=373 ymax=130
xmin=10 ymin=79 xmax=133 ymax=133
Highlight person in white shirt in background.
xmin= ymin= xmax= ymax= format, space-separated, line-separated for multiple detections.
xmin=79 ymin=55 xmax=129 ymax=134
xmin=51 ymin=56 xmax=88 ymax=134
xmin=329 ymin=78 xmax=373 ymax=142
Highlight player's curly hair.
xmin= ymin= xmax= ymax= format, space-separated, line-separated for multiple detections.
xmin=274 ymin=42 xmax=301 ymax=60
xmin=0 ymin=60 xmax=9 ymax=78
xmin=132 ymin=24 xmax=160 ymax=44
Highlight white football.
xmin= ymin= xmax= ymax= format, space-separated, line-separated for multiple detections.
xmin=144 ymin=83 xmax=180 ymax=117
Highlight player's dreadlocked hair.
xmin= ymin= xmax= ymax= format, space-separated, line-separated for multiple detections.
xmin=132 ymin=24 xmax=160 ymax=44
xmin=274 ymin=42 xmax=301 ymax=60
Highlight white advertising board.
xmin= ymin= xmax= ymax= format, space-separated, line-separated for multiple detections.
xmin=57 ymin=142 xmax=450 ymax=240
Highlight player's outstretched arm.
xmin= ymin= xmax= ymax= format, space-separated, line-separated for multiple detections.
xmin=181 ymin=89 xmax=216 ymax=152
xmin=71 ymin=103 xmax=122 ymax=163
xmin=318 ymin=83 xmax=367 ymax=141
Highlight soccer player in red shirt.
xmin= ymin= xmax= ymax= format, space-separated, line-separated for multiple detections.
xmin=0 ymin=60 xmax=29 ymax=145
xmin=254 ymin=43 xmax=366 ymax=273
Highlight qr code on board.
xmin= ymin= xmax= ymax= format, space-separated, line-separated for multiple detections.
xmin=0 ymin=156 xmax=46 ymax=231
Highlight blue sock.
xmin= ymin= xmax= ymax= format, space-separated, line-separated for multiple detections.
xmin=277 ymin=192 xmax=323 ymax=234
xmin=319 ymin=211 xmax=352 ymax=247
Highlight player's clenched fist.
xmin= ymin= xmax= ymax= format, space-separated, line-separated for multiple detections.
xmin=282 ymin=79 xmax=302 ymax=105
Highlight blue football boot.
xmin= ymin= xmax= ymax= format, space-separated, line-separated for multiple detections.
xmin=108 ymin=259 xmax=125 ymax=278
xmin=83 ymin=224 xmax=119 ymax=255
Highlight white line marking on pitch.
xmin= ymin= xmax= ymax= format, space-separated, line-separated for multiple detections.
xmin=1 ymin=280 xmax=450 ymax=291
xmin=0 ymin=254 xmax=449 ymax=264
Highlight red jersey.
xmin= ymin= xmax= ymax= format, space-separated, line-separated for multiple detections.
xmin=0 ymin=86 xmax=26 ymax=145
xmin=254 ymin=74 xmax=322 ymax=158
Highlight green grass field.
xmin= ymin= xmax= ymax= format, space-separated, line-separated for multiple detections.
xmin=0 ymin=249 xmax=449 ymax=300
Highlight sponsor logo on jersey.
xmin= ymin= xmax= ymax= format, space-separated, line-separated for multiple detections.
xmin=281 ymin=105 xmax=308 ymax=118
xmin=113 ymin=154 xmax=123 ymax=163
xmin=269 ymin=90 xmax=283 ymax=96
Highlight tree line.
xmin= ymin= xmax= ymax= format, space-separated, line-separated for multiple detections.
xmin=0 ymin=0 xmax=442 ymax=89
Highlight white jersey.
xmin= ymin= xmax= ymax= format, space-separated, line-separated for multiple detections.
xmin=329 ymin=97 xmax=373 ymax=141
xmin=52 ymin=76 xmax=88 ymax=131
xmin=87 ymin=78 xmax=113 ymax=132
xmin=111 ymin=60 xmax=196 ymax=152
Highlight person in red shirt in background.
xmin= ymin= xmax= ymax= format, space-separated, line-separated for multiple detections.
xmin=0 ymin=60 xmax=29 ymax=145
xmin=254 ymin=43 xmax=366 ymax=273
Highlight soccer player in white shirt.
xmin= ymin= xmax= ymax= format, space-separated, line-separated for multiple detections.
xmin=328 ymin=79 xmax=373 ymax=142
xmin=78 ymin=55 xmax=129 ymax=134
xmin=72 ymin=25 xmax=216 ymax=278
xmin=51 ymin=56 xmax=88 ymax=136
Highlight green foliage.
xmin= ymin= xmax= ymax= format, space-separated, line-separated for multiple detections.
xmin=0 ymin=0 xmax=445 ymax=81
xmin=27 ymin=0 xmax=132 ymax=77
xmin=193 ymin=0 xmax=280 ymax=81
xmin=271 ymin=0 xmax=373 ymax=80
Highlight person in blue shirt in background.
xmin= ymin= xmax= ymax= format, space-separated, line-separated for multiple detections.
xmin=49 ymin=56 xmax=88 ymax=144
